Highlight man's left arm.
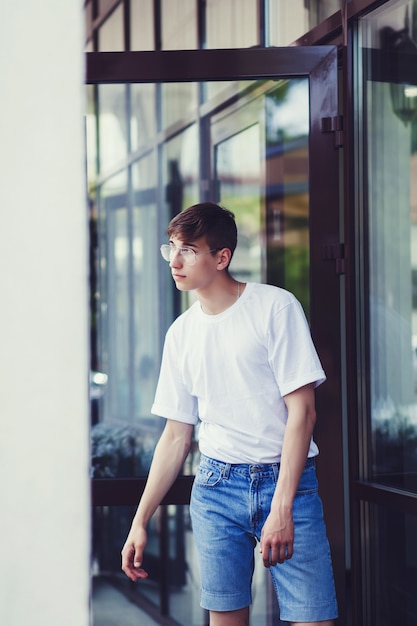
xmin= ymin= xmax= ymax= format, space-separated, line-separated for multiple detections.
xmin=259 ymin=383 xmax=317 ymax=568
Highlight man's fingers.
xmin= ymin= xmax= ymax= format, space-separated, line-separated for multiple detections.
xmin=121 ymin=541 xmax=150 ymax=582
xmin=133 ymin=550 xmax=143 ymax=568
xmin=121 ymin=556 xmax=148 ymax=581
xmin=260 ymin=542 xmax=273 ymax=568
xmin=260 ymin=541 xmax=293 ymax=567
xmin=285 ymin=542 xmax=294 ymax=560
xmin=121 ymin=528 xmax=149 ymax=580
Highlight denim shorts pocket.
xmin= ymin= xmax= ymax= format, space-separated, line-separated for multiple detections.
xmin=194 ymin=461 xmax=223 ymax=488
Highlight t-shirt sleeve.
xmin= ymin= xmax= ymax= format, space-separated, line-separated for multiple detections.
xmin=151 ymin=328 xmax=199 ymax=425
xmin=268 ymin=297 xmax=326 ymax=397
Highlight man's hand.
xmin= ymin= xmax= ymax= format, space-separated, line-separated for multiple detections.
xmin=259 ymin=510 xmax=294 ymax=567
xmin=121 ymin=526 xmax=149 ymax=581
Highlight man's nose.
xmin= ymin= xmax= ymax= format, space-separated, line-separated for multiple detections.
xmin=169 ymin=249 xmax=183 ymax=267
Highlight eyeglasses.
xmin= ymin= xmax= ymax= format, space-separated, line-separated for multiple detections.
xmin=160 ymin=244 xmax=219 ymax=266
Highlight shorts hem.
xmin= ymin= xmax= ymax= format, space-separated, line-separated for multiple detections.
xmin=200 ymin=590 xmax=251 ymax=612
xmin=279 ymin=604 xmax=338 ymax=623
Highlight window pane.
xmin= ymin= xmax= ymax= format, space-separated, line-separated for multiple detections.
xmin=211 ymin=79 xmax=310 ymax=311
xmin=130 ymin=0 xmax=154 ymax=50
xmin=215 ymin=122 xmax=263 ymax=283
xmin=162 ymin=124 xmax=199 ymax=214
xmin=98 ymin=84 xmax=127 ymax=173
xmin=101 ymin=177 xmax=129 ymax=424
xmin=206 ymin=0 xmax=258 ymax=48
xmin=360 ymin=2 xmax=417 ymax=492
xmin=161 ymin=0 xmax=197 ymax=50
xmin=132 ymin=156 xmax=160 ymax=421
xmin=98 ymin=0 xmax=117 ymax=17
xmin=268 ymin=0 xmax=341 ymax=43
xmin=91 ymin=504 xmax=206 ymax=625
xmin=265 ymin=79 xmax=310 ymax=314
xmin=98 ymin=3 xmax=124 ymax=51
xmin=86 ymin=85 xmax=98 ymax=183
xmin=93 ymin=168 xmax=164 ymax=479
xmin=85 ymin=0 xmax=94 ymax=44
xmin=162 ymin=83 xmax=198 ymax=130
xmin=306 ymin=0 xmax=341 ymax=30
xmin=268 ymin=0 xmax=308 ymax=46
xmin=130 ymin=83 xmax=157 ymax=152
xmin=362 ymin=502 xmax=417 ymax=626
xmin=161 ymin=124 xmax=199 ymax=314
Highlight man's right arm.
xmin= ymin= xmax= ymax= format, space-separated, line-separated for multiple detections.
xmin=121 ymin=419 xmax=194 ymax=581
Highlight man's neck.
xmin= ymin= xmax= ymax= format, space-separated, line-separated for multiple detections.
xmin=197 ymin=275 xmax=244 ymax=315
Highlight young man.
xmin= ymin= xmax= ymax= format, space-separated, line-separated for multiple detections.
xmin=121 ymin=202 xmax=338 ymax=626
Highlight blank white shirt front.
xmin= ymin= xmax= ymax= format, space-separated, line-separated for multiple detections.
xmin=151 ymin=282 xmax=326 ymax=464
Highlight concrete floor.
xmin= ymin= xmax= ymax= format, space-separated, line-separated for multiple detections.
xmin=92 ymin=579 xmax=159 ymax=626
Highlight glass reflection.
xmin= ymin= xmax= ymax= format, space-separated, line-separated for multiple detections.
xmin=91 ymin=504 xmax=207 ymax=626
xmin=306 ymin=0 xmax=341 ymax=31
xmin=132 ymin=156 xmax=162 ymax=433
xmin=161 ymin=0 xmax=197 ymax=50
xmin=98 ymin=84 xmax=128 ymax=172
xmin=162 ymin=83 xmax=198 ymax=130
xmin=130 ymin=84 xmax=156 ymax=153
xmin=265 ymin=80 xmax=310 ymax=315
xmin=361 ymin=3 xmax=417 ymax=492
xmin=215 ymin=123 xmax=263 ymax=283
xmin=162 ymin=125 xmax=199 ymax=315
xmin=100 ymin=175 xmax=129 ymax=426
xmin=163 ymin=124 xmax=199 ymax=214
xmin=130 ymin=0 xmax=154 ymax=51
xmin=86 ymin=84 xmax=97 ymax=184
xmin=268 ymin=0 xmax=309 ymax=46
xmin=364 ymin=503 xmax=417 ymax=626
xmin=205 ymin=0 xmax=258 ymax=48
xmin=98 ymin=2 xmax=124 ymax=52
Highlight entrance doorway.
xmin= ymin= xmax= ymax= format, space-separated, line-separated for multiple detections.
xmin=87 ymin=46 xmax=345 ymax=625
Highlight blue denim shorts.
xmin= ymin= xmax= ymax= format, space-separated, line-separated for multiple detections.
xmin=190 ymin=455 xmax=338 ymax=622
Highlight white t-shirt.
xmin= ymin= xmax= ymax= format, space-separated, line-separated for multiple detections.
xmin=151 ymin=282 xmax=326 ymax=464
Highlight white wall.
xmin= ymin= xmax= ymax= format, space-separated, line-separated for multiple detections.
xmin=0 ymin=2 xmax=90 ymax=625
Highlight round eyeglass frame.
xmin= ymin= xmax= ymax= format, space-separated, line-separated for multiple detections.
xmin=160 ymin=244 xmax=220 ymax=266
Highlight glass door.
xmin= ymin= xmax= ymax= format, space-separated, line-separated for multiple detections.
xmin=86 ymin=47 xmax=344 ymax=625
xmin=351 ymin=4 xmax=417 ymax=624
xmin=211 ymin=78 xmax=311 ymax=312
xmin=213 ymin=105 xmax=264 ymax=285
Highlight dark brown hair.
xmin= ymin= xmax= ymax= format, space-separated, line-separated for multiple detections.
xmin=167 ymin=202 xmax=238 ymax=258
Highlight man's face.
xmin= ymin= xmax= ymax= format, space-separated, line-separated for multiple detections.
xmin=168 ymin=235 xmax=221 ymax=292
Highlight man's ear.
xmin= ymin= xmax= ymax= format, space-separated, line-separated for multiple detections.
xmin=216 ymin=248 xmax=232 ymax=270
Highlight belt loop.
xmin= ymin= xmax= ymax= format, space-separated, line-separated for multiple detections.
xmin=222 ymin=462 xmax=231 ymax=479
xmin=272 ymin=463 xmax=279 ymax=482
